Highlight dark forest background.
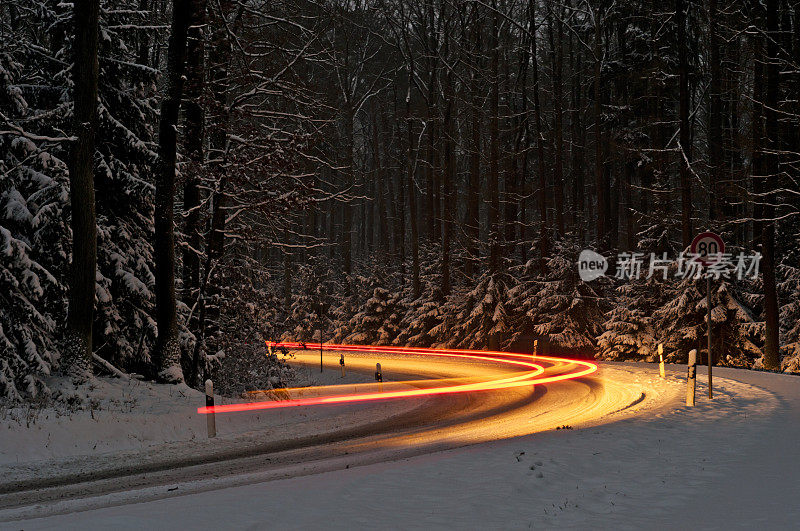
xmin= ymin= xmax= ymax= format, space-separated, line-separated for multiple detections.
xmin=2 ymin=0 xmax=800 ymax=400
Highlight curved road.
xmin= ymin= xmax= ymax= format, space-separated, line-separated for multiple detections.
xmin=0 ymin=344 xmax=649 ymax=520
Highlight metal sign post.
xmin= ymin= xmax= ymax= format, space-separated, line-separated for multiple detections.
xmin=690 ymin=231 xmax=725 ymax=400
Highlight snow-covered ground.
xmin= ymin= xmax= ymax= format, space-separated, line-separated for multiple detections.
xmin=3 ymin=362 xmax=798 ymax=530
xmin=0 ymin=364 xmax=416 ymax=482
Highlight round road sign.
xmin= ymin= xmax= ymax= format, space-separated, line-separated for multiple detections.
xmin=690 ymin=231 xmax=725 ymax=266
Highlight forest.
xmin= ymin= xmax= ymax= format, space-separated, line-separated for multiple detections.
xmin=2 ymin=0 xmax=800 ymax=400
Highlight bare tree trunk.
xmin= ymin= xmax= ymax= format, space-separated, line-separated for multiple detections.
xmin=153 ymin=0 xmax=191 ymax=381
xmin=708 ymin=0 xmax=722 ymax=221
xmin=548 ymin=5 xmax=565 ymax=236
xmin=593 ymin=6 xmax=607 ymax=250
xmin=441 ymin=100 xmax=454 ymax=295
xmin=64 ymin=0 xmax=100 ymax=379
xmin=677 ymin=0 xmax=693 ymax=249
xmin=488 ymin=1 xmax=500 ymax=273
xmin=464 ymin=8 xmax=481 ymax=279
xmin=530 ymin=0 xmax=548 ymax=271
xmin=342 ymin=109 xmax=354 ymax=286
xmin=373 ymin=106 xmax=390 ymax=254
xmin=182 ymin=0 xmax=206 ymax=311
xmin=441 ymin=21 xmax=454 ymax=295
xmin=283 ymin=228 xmax=292 ymax=310
xmin=572 ymin=37 xmax=585 ymax=243
xmin=407 ymin=66 xmax=420 ymax=298
xmin=761 ymin=0 xmax=780 ymax=370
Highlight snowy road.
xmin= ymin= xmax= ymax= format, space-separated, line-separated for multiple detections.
xmin=0 ymin=348 xmax=663 ymax=523
xmin=6 ymin=363 xmax=798 ymax=530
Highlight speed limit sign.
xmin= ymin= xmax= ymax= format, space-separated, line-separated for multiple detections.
xmin=690 ymin=232 xmax=725 ymax=266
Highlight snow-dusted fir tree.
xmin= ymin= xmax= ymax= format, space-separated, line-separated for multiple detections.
xmin=1 ymin=3 xmax=71 ymax=399
xmin=509 ymin=240 xmax=607 ymax=355
xmin=778 ymin=233 xmax=800 ymax=373
xmin=597 ymin=279 xmax=660 ymax=362
xmin=651 ymin=258 xmax=763 ymax=366
xmin=1 ymin=0 xmax=168 ymax=397
xmin=394 ymin=288 xmax=445 ymax=347
xmin=432 ymin=272 xmax=514 ymax=349
xmin=284 ymin=261 xmax=333 ymax=342
xmin=345 ymin=287 xmax=403 ymax=345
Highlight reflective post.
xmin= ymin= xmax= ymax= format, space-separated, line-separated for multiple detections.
xmin=686 ymin=349 xmax=697 ymax=407
xmin=205 ymin=379 xmax=216 ymax=437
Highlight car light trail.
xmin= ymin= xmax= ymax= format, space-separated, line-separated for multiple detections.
xmin=198 ymin=342 xmax=597 ymax=415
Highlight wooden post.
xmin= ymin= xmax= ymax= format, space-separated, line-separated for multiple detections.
xmin=686 ymin=349 xmax=697 ymax=407
xmin=205 ymin=379 xmax=216 ymax=437
xmin=658 ymin=343 xmax=665 ymax=379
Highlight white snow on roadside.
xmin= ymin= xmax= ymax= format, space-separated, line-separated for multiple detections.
xmin=4 ymin=363 xmax=798 ymax=530
xmin=0 ymin=365 xmax=410 ymax=478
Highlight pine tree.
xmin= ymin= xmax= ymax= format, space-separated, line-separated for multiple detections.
xmin=509 ymin=240 xmax=607 ymax=355
xmin=345 ymin=287 xmax=403 ymax=345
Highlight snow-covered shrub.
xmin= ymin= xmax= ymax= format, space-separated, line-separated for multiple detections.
xmin=211 ymin=341 xmax=293 ymax=398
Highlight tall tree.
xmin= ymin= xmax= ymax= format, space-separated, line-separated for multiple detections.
xmin=761 ymin=0 xmax=781 ymax=370
xmin=593 ymin=4 xmax=608 ymax=250
xmin=64 ymin=0 xmax=100 ymax=379
xmin=676 ymin=0 xmax=693 ymax=248
xmin=152 ymin=0 xmax=192 ymax=381
xmin=464 ymin=5 xmax=482 ymax=279
xmin=488 ymin=0 xmax=500 ymax=272
xmin=182 ymin=0 xmax=207 ymax=311
xmin=530 ymin=0 xmax=549 ymax=270
xmin=708 ymin=0 xmax=723 ymax=221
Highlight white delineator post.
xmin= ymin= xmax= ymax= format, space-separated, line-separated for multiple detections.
xmin=658 ymin=343 xmax=665 ymax=379
xmin=375 ymin=362 xmax=383 ymax=392
xmin=533 ymin=339 xmax=538 ymax=361
xmin=340 ymin=353 xmax=346 ymax=377
xmin=205 ymin=379 xmax=216 ymax=438
xmin=686 ymin=349 xmax=697 ymax=407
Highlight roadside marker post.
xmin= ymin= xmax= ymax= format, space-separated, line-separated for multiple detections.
xmin=690 ymin=231 xmax=724 ymax=400
xmin=340 ymin=353 xmax=346 ymax=377
xmin=205 ymin=379 xmax=217 ymax=437
xmin=686 ymin=349 xmax=697 ymax=406
xmin=533 ymin=339 xmax=538 ymax=361
xmin=658 ymin=343 xmax=665 ymax=379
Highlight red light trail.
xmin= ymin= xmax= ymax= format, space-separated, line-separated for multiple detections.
xmin=198 ymin=342 xmax=598 ymax=415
